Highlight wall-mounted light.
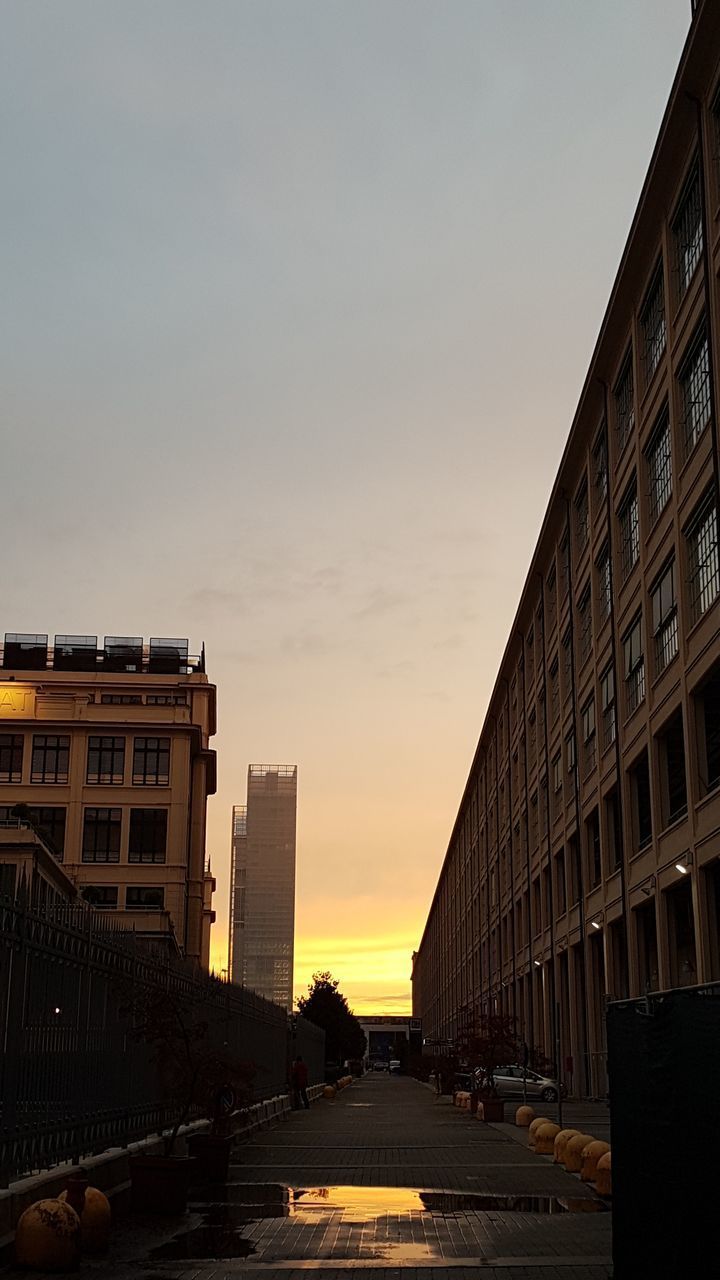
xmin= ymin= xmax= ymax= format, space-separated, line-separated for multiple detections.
xmin=674 ymin=855 xmax=692 ymax=875
xmin=533 ymin=959 xmax=541 ymax=968
xmin=641 ymin=875 xmax=657 ymax=897
xmin=591 ymin=920 xmax=602 ymax=930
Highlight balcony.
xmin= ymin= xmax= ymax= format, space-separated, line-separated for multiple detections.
xmin=1 ymin=634 xmax=205 ymax=676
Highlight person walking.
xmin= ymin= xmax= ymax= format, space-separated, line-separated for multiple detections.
xmin=291 ymin=1055 xmax=310 ymax=1110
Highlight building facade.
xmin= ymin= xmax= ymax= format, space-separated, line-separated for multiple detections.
xmin=0 ymin=633 xmax=216 ymax=964
xmin=412 ymin=1 xmax=720 ymax=1098
xmin=228 ymin=765 xmax=297 ymax=1009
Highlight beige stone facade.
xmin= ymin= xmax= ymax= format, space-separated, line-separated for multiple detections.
xmin=412 ymin=1 xmax=720 ymax=1097
xmin=0 ymin=634 xmax=216 ymax=963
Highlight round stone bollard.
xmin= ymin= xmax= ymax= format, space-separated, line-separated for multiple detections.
xmin=515 ymin=1104 xmax=535 ymax=1127
xmin=581 ymin=1139 xmax=610 ymax=1183
xmin=59 ymin=1186 xmax=111 ymax=1255
xmin=534 ymin=1122 xmax=561 ymax=1155
xmin=564 ymin=1133 xmax=594 ymax=1173
xmin=595 ymin=1150 xmax=612 ymax=1197
xmin=323 ymin=1085 xmax=337 ymax=1100
xmin=553 ymin=1128 xmax=581 ymax=1165
xmin=15 ymin=1200 xmax=81 ymax=1272
xmin=528 ymin=1116 xmax=552 ymax=1149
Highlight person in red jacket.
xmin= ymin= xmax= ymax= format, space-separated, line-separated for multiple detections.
xmin=291 ymin=1055 xmax=309 ymax=1109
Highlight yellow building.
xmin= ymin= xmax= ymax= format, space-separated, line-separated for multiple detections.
xmin=0 ymin=633 xmax=216 ymax=965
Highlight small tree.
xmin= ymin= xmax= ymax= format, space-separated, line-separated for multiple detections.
xmin=296 ymin=971 xmax=366 ymax=1067
xmin=120 ymin=981 xmax=255 ymax=1155
xmin=467 ymin=1013 xmax=517 ymax=1097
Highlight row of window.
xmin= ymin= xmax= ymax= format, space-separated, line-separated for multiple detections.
xmin=93 ymin=693 xmax=188 ymax=706
xmin=0 ymin=735 xmax=171 ymax=786
xmin=0 ymin=804 xmax=169 ymax=863
xmin=81 ymin=885 xmax=165 ymax=910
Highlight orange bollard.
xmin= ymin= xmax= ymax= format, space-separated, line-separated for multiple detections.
xmin=534 ymin=1122 xmax=562 ymax=1155
xmin=596 ymin=1150 xmax=612 ymax=1197
xmin=564 ymin=1133 xmax=594 ymax=1173
xmin=515 ymin=1105 xmax=535 ymax=1127
xmin=528 ymin=1116 xmax=552 ymax=1149
xmin=553 ymin=1128 xmax=581 ymax=1165
xmin=581 ymin=1139 xmax=610 ymax=1183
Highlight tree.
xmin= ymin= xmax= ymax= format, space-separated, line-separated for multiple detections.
xmin=296 ymin=971 xmax=366 ymax=1067
xmin=467 ymin=1013 xmax=517 ymax=1097
xmin=120 ymin=980 xmax=255 ymax=1155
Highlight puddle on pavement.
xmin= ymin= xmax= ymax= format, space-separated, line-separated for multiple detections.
xmin=292 ymin=1186 xmax=607 ymax=1216
xmin=147 ymin=1183 xmax=606 ymax=1261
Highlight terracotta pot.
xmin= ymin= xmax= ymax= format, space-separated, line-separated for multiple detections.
xmin=479 ymin=1097 xmax=505 ymax=1122
xmin=186 ymin=1132 xmax=234 ymax=1184
xmin=128 ymin=1155 xmax=197 ymax=1215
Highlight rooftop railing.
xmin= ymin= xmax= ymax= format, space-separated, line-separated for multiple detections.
xmin=1 ymin=634 xmax=205 ymax=676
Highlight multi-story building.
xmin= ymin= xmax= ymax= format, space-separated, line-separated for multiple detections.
xmin=228 ymin=765 xmax=297 ymax=1009
xmin=0 ymin=632 xmax=216 ymax=964
xmin=412 ymin=0 xmax=720 ymax=1098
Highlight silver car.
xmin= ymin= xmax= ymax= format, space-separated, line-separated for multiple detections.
xmin=489 ymin=1064 xmax=566 ymax=1102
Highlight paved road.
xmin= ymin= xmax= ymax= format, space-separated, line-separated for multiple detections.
xmin=6 ymin=1074 xmax=613 ymax=1280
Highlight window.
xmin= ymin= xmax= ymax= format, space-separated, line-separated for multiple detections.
xmin=696 ymin=663 xmax=720 ymax=795
xmin=614 ymin=354 xmax=635 ymax=454
xmin=606 ymin=788 xmax=623 ymax=871
xmin=550 ymin=658 xmax=560 ymax=722
xmin=31 ymin=735 xmax=70 ymax=784
xmin=132 ymin=737 xmax=170 ymax=786
xmin=100 ymin=694 xmax=142 ymax=705
xmin=0 ymin=734 xmax=23 ymax=783
xmin=552 ymin=751 xmax=562 ymax=795
xmin=680 ymin=328 xmax=711 ymax=461
xmin=601 ymin=664 xmax=616 ymax=750
xmin=645 ymin=411 xmax=672 ymax=524
xmin=569 ymin=834 xmax=582 ymax=904
xmin=630 ymin=751 xmax=652 ymax=852
xmin=562 ymin=629 xmax=572 ymax=693
xmin=672 ymin=165 xmax=702 ymax=300
xmin=582 ymin=696 xmax=596 ymax=774
xmin=86 ymin=736 xmax=125 ymax=785
xmin=652 ymin=560 xmax=678 ymax=674
xmin=145 ymin=694 xmax=188 ymax=706
xmin=566 ymin=731 xmax=576 ymax=778
xmin=28 ymin=806 xmax=66 ymax=859
xmin=686 ymin=494 xmax=719 ymax=623
xmin=578 ymin=583 xmax=592 ymax=665
xmin=575 ymin=481 xmax=589 ymax=554
xmin=82 ymin=807 xmax=121 ymax=863
xmin=619 ymin=483 xmax=640 ymax=579
xmin=657 ymin=711 xmax=687 ymax=827
xmin=126 ymin=886 xmax=165 ymax=911
xmin=640 ymin=264 xmax=666 ymax=383
xmin=595 ymin=556 xmax=610 ymax=641
xmin=129 ymin=808 xmax=167 ymax=863
xmin=555 ymin=848 xmax=567 ymax=915
xmin=526 ymin=629 xmax=534 ymax=683
xmin=593 ymin=430 xmax=608 ymax=507
xmin=546 ymin=564 xmax=557 ymax=631
xmin=624 ymin=615 xmax=645 ymax=714
xmin=586 ymin=807 xmax=601 ymax=888
xmin=559 ymin=535 xmax=570 ymax=597
xmin=82 ymin=886 xmax=118 ymax=910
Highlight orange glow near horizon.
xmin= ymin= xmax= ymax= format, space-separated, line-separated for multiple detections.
xmin=209 ymin=925 xmax=415 ymax=1017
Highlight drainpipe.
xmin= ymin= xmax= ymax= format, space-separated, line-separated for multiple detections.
xmin=600 ymin=392 xmax=632 ymax=997
xmin=518 ymin=636 xmax=535 ymax=1058
xmin=563 ymin=498 xmax=591 ymax=1098
xmin=537 ymin=572 xmax=560 ymax=1101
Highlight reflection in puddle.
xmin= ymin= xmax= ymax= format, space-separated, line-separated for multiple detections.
xmin=293 ymin=1186 xmax=606 ymax=1216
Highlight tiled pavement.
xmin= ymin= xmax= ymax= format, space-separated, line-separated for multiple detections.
xmin=5 ymin=1075 xmax=613 ymax=1279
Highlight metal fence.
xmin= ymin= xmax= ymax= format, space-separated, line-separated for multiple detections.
xmin=607 ymin=981 xmax=720 ymax=1279
xmin=0 ymin=891 xmax=324 ymax=1185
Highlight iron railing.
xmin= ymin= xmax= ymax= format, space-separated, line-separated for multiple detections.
xmin=0 ymin=891 xmax=323 ymax=1184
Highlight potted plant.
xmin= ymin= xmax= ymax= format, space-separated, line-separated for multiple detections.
xmin=468 ymin=1014 xmax=517 ymax=1123
xmin=121 ymin=982 xmax=254 ymax=1212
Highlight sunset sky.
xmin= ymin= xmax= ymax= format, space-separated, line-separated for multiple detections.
xmin=3 ymin=2 xmax=689 ymax=1016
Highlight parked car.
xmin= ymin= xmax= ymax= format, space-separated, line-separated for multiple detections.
xmin=484 ymin=1064 xmax=567 ymax=1102
xmin=388 ymin=1059 xmax=401 ymax=1075
xmin=371 ymin=1060 xmax=388 ymax=1072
